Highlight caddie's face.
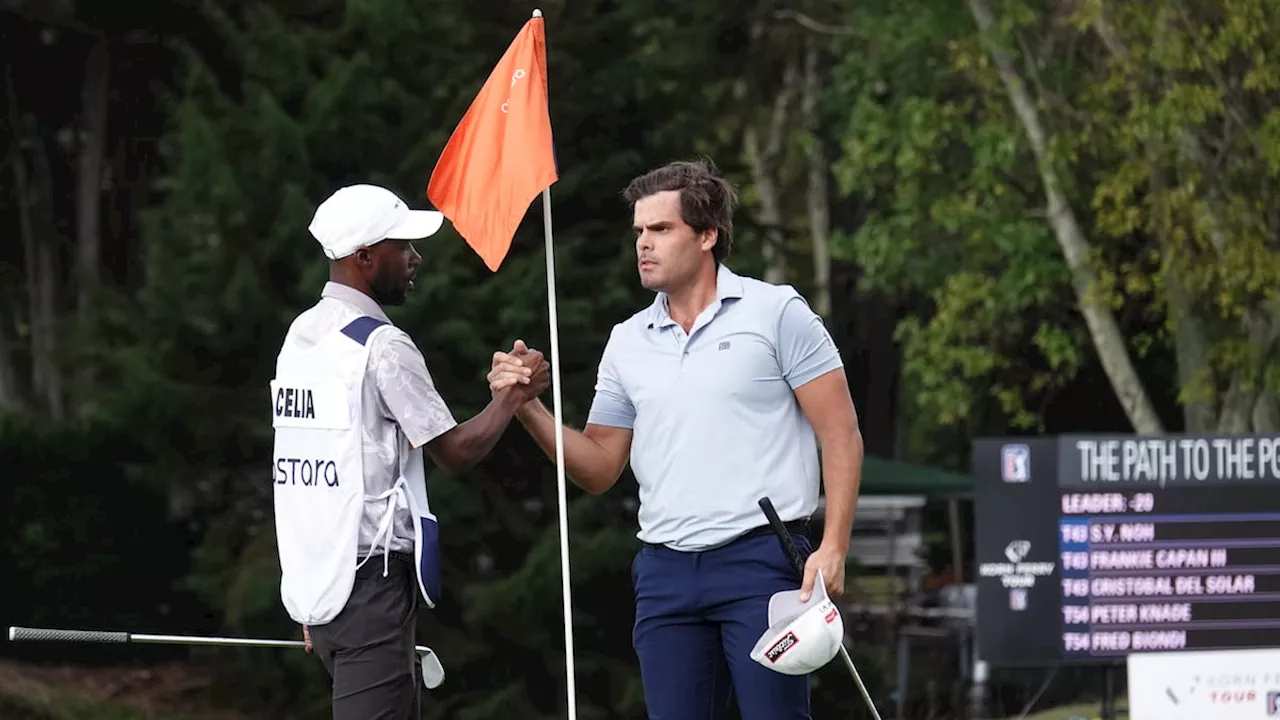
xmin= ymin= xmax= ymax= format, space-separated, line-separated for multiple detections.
xmin=633 ymin=190 xmax=715 ymax=292
xmin=365 ymin=239 xmax=421 ymax=306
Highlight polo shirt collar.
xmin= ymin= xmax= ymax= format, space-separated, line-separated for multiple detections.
xmin=650 ymin=263 xmax=744 ymax=329
xmin=321 ymin=281 xmax=392 ymax=324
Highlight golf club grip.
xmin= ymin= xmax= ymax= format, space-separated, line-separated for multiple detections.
xmin=758 ymin=497 xmax=806 ymax=577
xmin=8 ymin=627 xmax=130 ymax=644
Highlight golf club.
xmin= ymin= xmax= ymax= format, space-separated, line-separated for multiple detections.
xmin=7 ymin=625 xmax=445 ymax=690
xmin=758 ymin=497 xmax=884 ymax=720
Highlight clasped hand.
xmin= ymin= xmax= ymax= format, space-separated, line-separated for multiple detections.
xmin=489 ymin=339 xmax=550 ymax=403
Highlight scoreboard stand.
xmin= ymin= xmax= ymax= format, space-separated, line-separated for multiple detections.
xmin=974 ymin=433 xmax=1280 ymax=717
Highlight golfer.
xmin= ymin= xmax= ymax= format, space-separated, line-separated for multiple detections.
xmin=490 ymin=160 xmax=864 ymax=719
xmin=271 ymin=183 xmax=549 ymax=720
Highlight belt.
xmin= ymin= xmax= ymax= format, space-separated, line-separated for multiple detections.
xmin=357 ymin=549 xmax=413 ymax=567
xmin=643 ymin=519 xmax=811 ymax=549
xmin=741 ymin=519 xmax=810 ymax=542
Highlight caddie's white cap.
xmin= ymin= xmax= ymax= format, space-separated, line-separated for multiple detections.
xmin=749 ymin=569 xmax=845 ymax=675
xmin=308 ymin=184 xmax=445 ymax=260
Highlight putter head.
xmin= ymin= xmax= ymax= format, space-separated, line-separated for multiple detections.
xmin=418 ymin=647 xmax=444 ymax=689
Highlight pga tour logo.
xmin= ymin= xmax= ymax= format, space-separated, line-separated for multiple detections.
xmin=1002 ymin=444 xmax=1030 ymax=483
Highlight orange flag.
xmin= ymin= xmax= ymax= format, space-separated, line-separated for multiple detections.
xmin=426 ymin=12 xmax=558 ymax=272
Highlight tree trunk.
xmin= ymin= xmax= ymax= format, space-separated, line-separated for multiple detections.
xmin=77 ymin=35 xmax=110 ymax=319
xmin=801 ymin=38 xmax=832 ymax=318
xmin=31 ymin=131 xmax=65 ymax=422
xmin=0 ymin=292 xmax=20 ymax=413
xmin=968 ymin=0 xmax=1164 ymax=435
xmin=739 ymin=29 xmax=798 ymax=286
xmin=1165 ymin=266 xmax=1215 ymax=431
xmin=1253 ymin=395 xmax=1280 ymax=433
xmin=1148 ymin=141 xmax=1215 ymax=432
xmin=744 ymin=122 xmax=789 ymax=284
xmin=7 ymin=66 xmax=64 ymax=420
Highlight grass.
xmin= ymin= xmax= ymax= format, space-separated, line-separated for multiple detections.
xmin=0 ymin=693 xmax=168 ymax=720
xmin=0 ymin=659 xmax=235 ymax=720
xmin=1021 ymin=700 xmax=1128 ymax=720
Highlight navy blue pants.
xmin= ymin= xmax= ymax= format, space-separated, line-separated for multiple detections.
xmin=631 ymin=530 xmax=815 ymax=720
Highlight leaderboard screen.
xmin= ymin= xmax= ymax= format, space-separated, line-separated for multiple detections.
xmin=974 ymin=433 xmax=1280 ymax=667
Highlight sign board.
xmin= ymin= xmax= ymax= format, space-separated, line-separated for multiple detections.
xmin=974 ymin=434 xmax=1280 ymax=666
xmin=1128 ymin=647 xmax=1280 ymax=719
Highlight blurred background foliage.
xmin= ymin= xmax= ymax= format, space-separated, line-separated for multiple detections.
xmin=4 ymin=0 xmax=1280 ymax=717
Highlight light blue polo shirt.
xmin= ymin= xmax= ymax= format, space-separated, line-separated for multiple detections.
xmin=587 ymin=264 xmax=844 ymax=551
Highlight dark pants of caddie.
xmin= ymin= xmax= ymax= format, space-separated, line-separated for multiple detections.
xmin=631 ymin=522 xmax=816 ymax=720
xmin=308 ymin=551 xmax=420 ymax=720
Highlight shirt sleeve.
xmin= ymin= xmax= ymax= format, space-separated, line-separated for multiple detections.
xmin=777 ymin=294 xmax=844 ymax=390
xmin=369 ymin=328 xmax=458 ymax=448
xmin=586 ymin=327 xmax=636 ymax=429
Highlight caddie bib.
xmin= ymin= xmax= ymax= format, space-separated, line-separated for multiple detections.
xmin=271 ymin=315 xmax=441 ymax=626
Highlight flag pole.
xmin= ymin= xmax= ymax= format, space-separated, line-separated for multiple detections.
xmin=533 ymin=13 xmax=576 ymax=716
xmin=541 ymin=181 xmax=577 ymax=719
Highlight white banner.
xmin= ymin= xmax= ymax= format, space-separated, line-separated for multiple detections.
xmin=1128 ymin=647 xmax=1280 ymax=719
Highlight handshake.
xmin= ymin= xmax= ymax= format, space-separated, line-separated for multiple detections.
xmin=487 ymin=339 xmax=551 ymax=405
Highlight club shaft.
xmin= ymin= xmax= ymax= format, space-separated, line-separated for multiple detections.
xmin=838 ymin=646 xmax=881 ymax=719
xmin=9 ymin=626 xmax=430 ymax=655
xmin=757 ymin=499 xmax=885 ymax=720
xmin=133 ymin=634 xmax=306 ymax=648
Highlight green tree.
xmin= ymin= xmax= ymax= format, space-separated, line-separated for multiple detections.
xmin=827 ymin=0 xmax=1280 ymax=444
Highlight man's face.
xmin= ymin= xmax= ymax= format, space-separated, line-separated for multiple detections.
xmin=633 ymin=190 xmax=714 ymax=292
xmin=364 ymin=239 xmax=421 ymax=306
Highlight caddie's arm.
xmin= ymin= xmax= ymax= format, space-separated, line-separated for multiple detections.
xmin=425 ymin=385 xmax=532 ymax=475
xmin=490 ymin=337 xmax=633 ymax=494
xmin=373 ymin=329 xmax=543 ymax=476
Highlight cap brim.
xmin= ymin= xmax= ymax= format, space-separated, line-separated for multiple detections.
xmin=766 ymin=569 xmax=829 ymax=627
xmin=385 ymin=210 xmax=445 ymax=240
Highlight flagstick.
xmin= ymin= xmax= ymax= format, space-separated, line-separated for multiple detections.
xmin=541 ymin=186 xmax=578 ymax=719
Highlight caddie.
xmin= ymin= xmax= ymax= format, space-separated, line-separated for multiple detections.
xmin=270 ymin=183 xmax=549 ymax=720
xmin=489 ymin=159 xmax=864 ymax=719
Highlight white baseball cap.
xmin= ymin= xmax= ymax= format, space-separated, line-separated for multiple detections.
xmin=308 ymin=184 xmax=445 ymax=260
xmin=749 ymin=569 xmax=845 ymax=675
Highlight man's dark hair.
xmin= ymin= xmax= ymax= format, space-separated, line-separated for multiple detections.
xmin=622 ymin=158 xmax=739 ymax=264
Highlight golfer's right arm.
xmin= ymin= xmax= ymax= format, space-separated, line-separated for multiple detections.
xmin=514 ymin=400 xmax=631 ymax=494
xmin=495 ymin=337 xmax=634 ymax=494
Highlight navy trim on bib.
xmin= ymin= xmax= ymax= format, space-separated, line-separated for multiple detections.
xmin=341 ymin=316 xmax=389 ymax=346
xmin=418 ymin=515 xmax=441 ymax=604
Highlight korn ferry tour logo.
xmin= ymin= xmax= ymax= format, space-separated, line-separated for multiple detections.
xmin=1127 ymin=649 xmax=1280 ymax=718
xmin=1005 ymin=540 xmax=1031 ymax=564
xmin=980 ymin=539 xmax=1054 ymax=592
